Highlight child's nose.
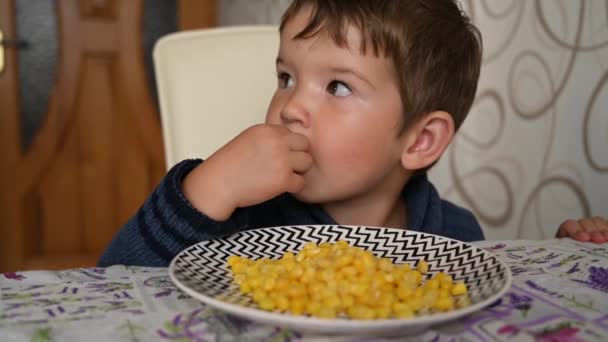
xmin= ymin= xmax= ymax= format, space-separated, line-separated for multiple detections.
xmin=280 ymin=93 xmax=311 ymax=130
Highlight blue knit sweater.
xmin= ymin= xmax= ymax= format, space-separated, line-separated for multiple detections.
xmin=98 ymin=159 xmax=484 ymax=267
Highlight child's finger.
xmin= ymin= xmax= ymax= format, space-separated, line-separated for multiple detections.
xmin=557 ymin=220 xmax=590 ymax=241
xmin=590 ymin=231 xmax=607 ymax=244
xmin=556 ymin=220 xmax=573 ymax=237
xmin=591 ymin=216 xmax=608 ymax=230
xmin=579 ymin=218 xmax=599 ymax=234
xmin=574 ymin=231 xmax=592 ymax=242
xmin=591 ymin=216 xmax=608 ymax=242
xmin=286 ymin=173 xmax=306 ymax=194
xmin=573 ymin=230 xmax=591 ymax=242
xmin=286 ymin=133 xmax=310 ymax=151
xmin=290 ymin=151 xmax=313 ymax=173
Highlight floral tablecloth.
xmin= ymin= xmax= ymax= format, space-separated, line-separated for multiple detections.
xmin=1 ymin=238 xmax=607 ymax=341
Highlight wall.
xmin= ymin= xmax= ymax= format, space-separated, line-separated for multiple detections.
xmin=219 ymin=0 xmax=608 ymax=240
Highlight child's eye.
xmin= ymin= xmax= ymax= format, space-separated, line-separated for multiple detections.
xmin=328 ymin=80 xmax=352 ymax=97
xmin=278 ymin=72 xmax=294 ymax=89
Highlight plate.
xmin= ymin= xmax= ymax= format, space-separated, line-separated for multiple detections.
xmin=169 ymin=225 xmax=511 ymax=336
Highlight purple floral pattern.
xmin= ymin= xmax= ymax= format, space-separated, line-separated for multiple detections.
xmin=534 ymin=323 xmax=585 ymax=342
xmin=3 ymin=272 xmax=26 ymax=281
xmin=572 ymin=266 xmax=608 ymax=293
xmin=484 ymin=243 xmax=506 ymax=251
xmin=567 ymin=262 xmax=581 ymax=274
xmin=157 ymin=309 xmax=209 ymax=341
xmin=497 ymin=322 xmax=586 ymax=342
xmin=0 ymin=281 xmax=144 ymax=325
xmin=157 ymin=309 xmax=300 ymax=342
xmin=507 ymin=293 xmax=533 ymax=317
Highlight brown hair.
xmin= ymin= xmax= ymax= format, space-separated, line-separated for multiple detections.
xmin=280 ymin=0 xmax=482 ymax=132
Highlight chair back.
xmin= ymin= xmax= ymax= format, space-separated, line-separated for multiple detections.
xmin=153 ymin=26 xmax=280 ymax=169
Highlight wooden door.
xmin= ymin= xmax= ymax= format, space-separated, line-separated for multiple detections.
xmin=0 ymin=0 xmax=215 ymax=272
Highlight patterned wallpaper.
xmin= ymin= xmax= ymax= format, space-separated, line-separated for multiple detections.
xmin=218 ymin=0 xmax=608 ymax=240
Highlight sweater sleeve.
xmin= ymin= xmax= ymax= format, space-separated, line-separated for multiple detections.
xmin=98 ymin=159 xmax=251 ymax=267
xmin=440 ymin=200 xmax=485 ymax=242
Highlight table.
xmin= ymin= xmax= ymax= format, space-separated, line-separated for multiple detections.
xmin=1 ymin=238 xmax=607 ymax=341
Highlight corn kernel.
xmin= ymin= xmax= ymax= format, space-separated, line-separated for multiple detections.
xmin=372 ymin=272 xmax=388 ymax=287
xmin=303 ymin=241 xmax=317 ymax=250
xmin=435 ymin=272 xmax=448 ymax=281
xmin=287 ymin=283 xmax=307 ymax=298
xmin=282 ymin=251 xmax=295 ymax=260
xmin=253 ymin=290 xmax=267 ymax=302
xmin=322 ymin=296 xmax=342 ymax=310
xmin=262 ymin=278 xmax=276 ymax=291
xmin=341 ymin=294 xmax=355 ymax=309
xmin=340 ymin=266 xmax=358 ymax=277
xmin=374 ymin=306 xmax=391 ymax=319
xmin=281 ymin=258 xmax=296 ymax=270
xmin=233 ymin=274 xmax=246 ymax=285
xmin=258 ymin=298 xmax=275 ymax=310
xmin=408 ymin=297 xmax=424 ymax=311
xmin=319 ymin=242 xmax=333 ymax=249
xmin=451 ymin=282 xmax=468 ymax=296
xmin=231 ymin=262 xmax=247 ymax=274
xmin=396 ymin=284 xmax=413 ymax=300
xmin=316 ymin=307 xmax=337 ymax=318
xmin=398 ymin=263 xmax=412 ymax=272
xmin=227 ymin=255 xmax=241 ymax=266
xmin=362 ymin=252 xmax=375 ymax=266
xmin=336 ymin=254 xmax=354 ymax=267
xmin=384 ymin=273 xmax=396 ymax=283
xmin=275 ymin=296 xmax=289 ymax=311
xmin=317 ymin=259 xmax=332 ymax=269
xmin=290 ymin=299 xmax=305 ymax=315
xmin=288 ymin=265 xmax=303 ymax=279
xmin=349 ymin=283 xmax=369 ymax=297
xmin=417 ymin=260 xmax=429 ymax=274
xmin=336 ymin=240 xmax=350 ymax=248
xmin=239 ymin=283 xmax=252 ymax=294
xmin=377 ymin=293 xmax=394 ymax=308
xmin=274 ymin=278 xmax=289 ymax=292
xmin=305 ymin=301 xmax=321 ymax=315
xmin=433 ymin=297 xmax=454 ymax=311
xmin=393 ymin=303 xmax=414 ymax=318
xmin=456 ymin=296 xmax=471 ymax=308
xmin=440 ymin=281 xmax=453 ymax=291
xmin=379 ymin=258 xmax=394 ymax=272
xmin=249 ymin=276 xmax=262 ymax=288
xmin=349 ymin=306 xmax=375 ymax=320
xmin=425 ymin=279 xmax=440 ymax=290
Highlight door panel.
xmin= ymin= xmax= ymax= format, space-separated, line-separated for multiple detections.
xmin=1 ymin=0 xmax=216 ymax=272
xmin=0 ymin=0 xmax=220 ymax=272
xmin=0 ymin=0 xmax=24 ymax=271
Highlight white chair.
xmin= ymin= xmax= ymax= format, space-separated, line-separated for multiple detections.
xmin=153 ymin=26 xmax=280 ymax=169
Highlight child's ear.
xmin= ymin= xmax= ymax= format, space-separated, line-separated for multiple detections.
xmin=400 ymin=111 xmax=455 ymax=170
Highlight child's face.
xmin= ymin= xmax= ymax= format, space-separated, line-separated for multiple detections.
xmin=265 ymin=6 xmax=409 ymax=205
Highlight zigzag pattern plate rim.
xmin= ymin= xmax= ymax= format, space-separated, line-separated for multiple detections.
xmin=169 ymin=225 xmax=512 ymax=334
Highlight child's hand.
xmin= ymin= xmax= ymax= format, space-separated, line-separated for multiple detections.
xmin=556 ymin=217 xmax=608 ymax=243
xmin=182 ymin=124 xmax=312 ymax=220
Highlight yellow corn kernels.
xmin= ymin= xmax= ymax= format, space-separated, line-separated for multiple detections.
xmin=226 ymin=240 xmax=469 ymax=319
xmin=451 ymin=282 xmax=468 ymax=296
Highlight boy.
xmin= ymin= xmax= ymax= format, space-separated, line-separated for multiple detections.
xmin=99 ymin=0 xmax=605 ymax=267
